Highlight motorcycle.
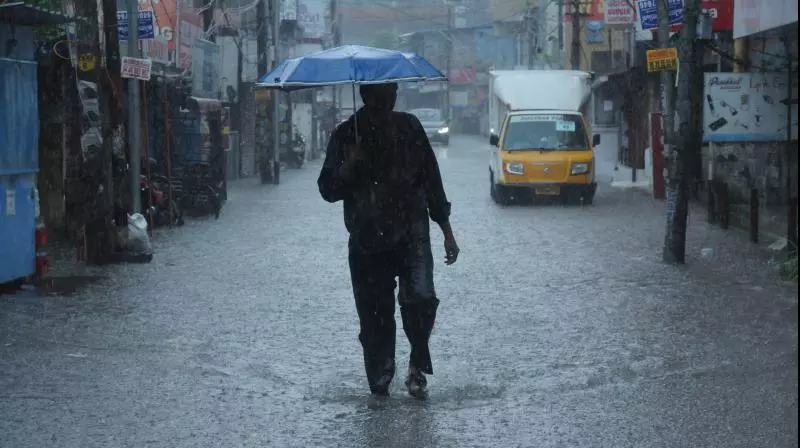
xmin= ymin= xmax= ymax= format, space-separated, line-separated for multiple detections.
xmin=140 ymin=173 xmax=184 ymax=228
xmin=181 ymin=162 xmax=223 ymax=219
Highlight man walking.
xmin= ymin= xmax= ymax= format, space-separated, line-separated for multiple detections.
xmin=318 ymin=83 xmax=459 ymax=406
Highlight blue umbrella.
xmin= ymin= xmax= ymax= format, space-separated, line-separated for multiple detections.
xmin=256 ymin=45 xmax=447 ymax=145
xmin=255 ymin=45 xmax=447 ymax=91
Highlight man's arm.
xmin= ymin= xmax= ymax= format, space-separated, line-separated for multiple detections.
xmin=317 ymin=122 xmax=358 ymax=203
xmin=408 ymin=114 xmax=453 ymax=233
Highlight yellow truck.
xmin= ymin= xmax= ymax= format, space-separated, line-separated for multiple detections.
xmin=488 ymin=70 xmax=602 ymax=205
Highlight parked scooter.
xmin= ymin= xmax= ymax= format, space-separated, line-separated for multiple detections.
xmin=281 ymin=129 xmax=306 ymax=169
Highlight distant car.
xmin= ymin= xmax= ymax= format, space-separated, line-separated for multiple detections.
xmin=408 ymin=108 xmax=449 ymax=146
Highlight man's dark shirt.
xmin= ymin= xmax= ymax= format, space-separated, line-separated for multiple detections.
xmin=318 ymin=108 xmax=451 ymax=253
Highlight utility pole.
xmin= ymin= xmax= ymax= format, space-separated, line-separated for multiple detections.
xmin=570 ymin=0 xmax=581 ymax=70
xmin=657 ymin=0 xmax=675 ymax=152
xmin=271 ymin=0 xmax=281 ymax=184
xmin=257 ymin=0 xmax=271 ymax=184
xmin=557 ymin=0 xmax=564 ymax=69
xmin=662 ymin=0 xmax=700 ymax=264
xmin=126 ymin=0 xmax=142 ymax=214
xmin=526 ymin=2 xmax=535 ymax=68
xmin=445 ymin=3 xmax=453 ymax=122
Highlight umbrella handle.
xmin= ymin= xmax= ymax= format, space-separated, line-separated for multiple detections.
xmin=352 ymin=84 xmax=361 ymax=145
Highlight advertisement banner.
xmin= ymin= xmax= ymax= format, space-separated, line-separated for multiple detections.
xmin=646 ymin=48 xmax=679 ymax=72
xmin=297 ymin=0 xmax=327 ymax=40
xmin=671 ymin=0 xmax=734 ymax=32
xmin=636 ymin=0 xmax=683 ymax=30
xmin=117 ymin=10 xmax=155 ymax=40
xmin=121 ymin=57 xmax=153 ymax=80
xmin=605 ymin=0 xmax=635 ymax=26
xmin=703 ymin=73 xmax=798 ymax=142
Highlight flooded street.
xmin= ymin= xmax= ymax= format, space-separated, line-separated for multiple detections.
xmin=1 ymin=136 xmax=797 ymax=447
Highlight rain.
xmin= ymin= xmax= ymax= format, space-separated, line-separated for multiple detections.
xmin=1 ymin=0 xmax=798 ymax=447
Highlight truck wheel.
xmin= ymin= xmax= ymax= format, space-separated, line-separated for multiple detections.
xmin=491 ymin=173 xmax=510 ymax=205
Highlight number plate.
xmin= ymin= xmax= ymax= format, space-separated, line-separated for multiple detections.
xmin=535 ymin=187 xmax=561 ymax=196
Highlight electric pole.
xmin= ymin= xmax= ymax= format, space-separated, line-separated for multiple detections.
xmin=271 ymin=0 xmax=281 ymax=184
xmin=570 ymin=0 xmax=581 ymax=70
xmin=445 ymin=3 xmax=453 ymax=122
xmin=126 ymin=0 xmax=142 ymax=213
xmin=257 ymin=0 xmax=271 ymax=184
xmin=663 ymin=0 xmax=701 ymax=264
xmin=557 ymin=0 xmax=564 ymax=69
xmin=526 ymin=2 xmax=535 ymax=68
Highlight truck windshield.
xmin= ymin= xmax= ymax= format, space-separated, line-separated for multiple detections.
xmin=503 ymin=114 xmax=588 ymax=151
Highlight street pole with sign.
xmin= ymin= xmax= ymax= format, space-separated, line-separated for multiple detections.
xmin=126 ymin=0 xmax=142 ymax=214
xmin=662 ymin=0 xmax=701 ymax=264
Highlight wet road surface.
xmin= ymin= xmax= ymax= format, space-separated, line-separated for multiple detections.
xmin=1 ymin=136 xmax=797 ymax=448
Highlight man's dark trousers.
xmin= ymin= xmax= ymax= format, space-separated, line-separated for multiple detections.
xmin=348 ymin=234 xmax=440 ymax=395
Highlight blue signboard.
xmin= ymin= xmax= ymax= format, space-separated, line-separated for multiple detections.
xmin=637 ymin=0 xmax=683 ymax=30
xmin=117 ymin=10 xmax=155 ymax=40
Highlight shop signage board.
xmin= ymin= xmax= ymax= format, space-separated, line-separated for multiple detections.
xmin=605 ymin=0 xmax=635 ymax=26
xmin=703 ymin=73 xmax=798 ymax=142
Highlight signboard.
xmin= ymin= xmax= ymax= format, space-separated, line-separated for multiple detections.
xmin=605 ymin=0 xmax=635 ymax=25
xmin=703 ymin=73 xmax=798 ymax=142
xmin=671 ymin=0 xmax=734 ymax=32
xmin=121 ymin=57 xmax=153 ymax=80
xmin=646 ymin=48 xmax=679 ymax=72
xmin=636 ymin=0 xmax=683 ymax=30
xmin=117 ymin=10 xmax=155 ymax=40
xmin=78 ymin=53 xmax=96 ymax=72
xmin=734 ymin=0 xmax=798 ymax=38
xmin=297 ymin=0 xmax=327 ymax=40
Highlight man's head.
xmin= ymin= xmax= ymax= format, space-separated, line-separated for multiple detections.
xmin=359 ymin=83 xmax=398 ymax=115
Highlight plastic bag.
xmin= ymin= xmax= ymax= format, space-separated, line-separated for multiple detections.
xmin=126 ymin=213 xmax=153 ymax=255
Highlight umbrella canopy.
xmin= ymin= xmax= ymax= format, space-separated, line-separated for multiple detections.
xmin=255 ymin=45 xmax=447 ymax=91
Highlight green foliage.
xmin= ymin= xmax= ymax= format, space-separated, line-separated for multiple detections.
xmin=27 ymin=0 xmax=69 ymax=42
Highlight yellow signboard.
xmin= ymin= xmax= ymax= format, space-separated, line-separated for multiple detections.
xmin=646 ymin=48 xmax=678 ymax=73
xmin=78 ymin=53 xmax=96 ymax=72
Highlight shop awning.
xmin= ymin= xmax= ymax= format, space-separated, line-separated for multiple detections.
xmin=0 ymin=2 xmax=75 ymax=25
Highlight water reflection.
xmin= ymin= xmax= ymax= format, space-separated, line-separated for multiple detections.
xmin=358 ymin=399 xmax=441 ymax=448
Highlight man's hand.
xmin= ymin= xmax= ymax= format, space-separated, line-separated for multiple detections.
xmin=444 ymin=234 xmax=460 ymax=265
xmin=345 ymin=143 xmax=365 ymax=163
xmin=338 ymin=143 xmax=364 ymax=179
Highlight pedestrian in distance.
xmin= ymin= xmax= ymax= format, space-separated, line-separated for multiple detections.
xmin=318 ymin=82 xmax=460 ymax=408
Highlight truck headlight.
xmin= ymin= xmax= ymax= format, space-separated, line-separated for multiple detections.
xmin=571 ymin=163 xmax=590 ymax=175
xmin=437 ymin=127 xmax=449 ymax=134
xmin=504 ymin=162 xmax=524 ymax=175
